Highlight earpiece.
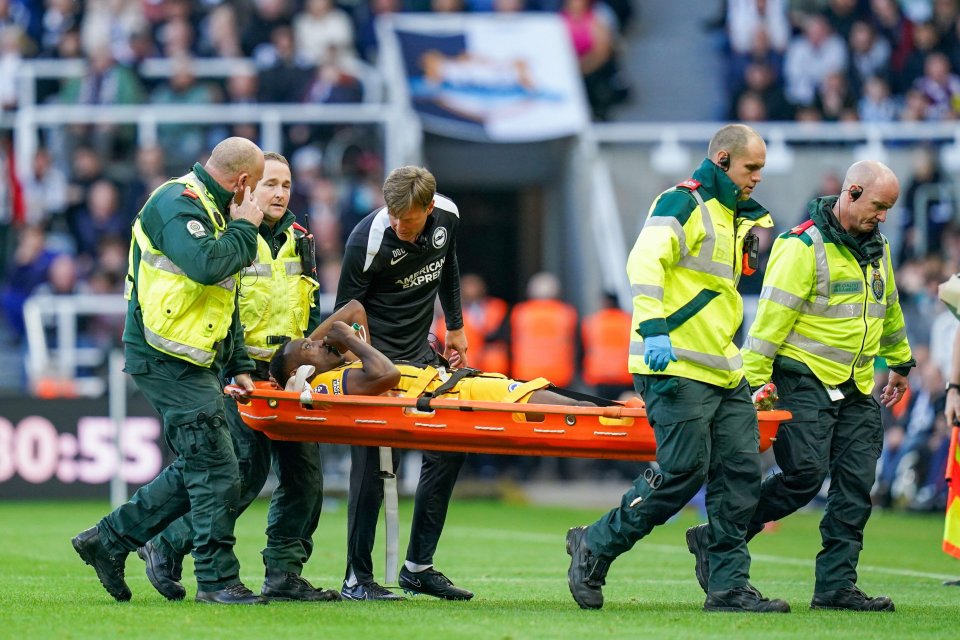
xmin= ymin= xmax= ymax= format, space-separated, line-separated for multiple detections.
xmin=718 ymin=154 xmax=730 ymax=172
xmin=849 ymin=186 xmax=862 ymax=201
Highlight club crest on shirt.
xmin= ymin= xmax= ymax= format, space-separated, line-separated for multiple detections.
xmin=432 ymin=226 xmax=447 ymax=249
xmin=313 ymin=383 xmax=329 ymax=394
xmin=508 ymin=382 xmax=520 ymax=393
xmin=871 ymin=268 xmax=884 ymax=302
xmin=186 ymin=220 xmax=206 ymax=238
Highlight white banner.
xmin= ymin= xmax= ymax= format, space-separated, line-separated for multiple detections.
xmin=384 ymin=14 xmax=590 ymax=142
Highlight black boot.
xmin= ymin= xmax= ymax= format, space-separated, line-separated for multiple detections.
xmin=811 ymin=586 xmax=894 ymax=611
xmin=136 ymin=541 xmax=186 ymax=601
xmin=195 ymin=582 xmax=268 ymax=605
xmin=565 ymin=526 xmax=609 ymax=609
xmin=685 ymin=523 xmax=710 ymax=594
xmin=261 ymin=569 xmax=341 ymax=602
xmin=398 ymin=567 xmax=473 ymax=600
xmin=704 ymin=584 xmax=790 ymax=613
xmin=71 ymin=526 xmax=131 ymax=602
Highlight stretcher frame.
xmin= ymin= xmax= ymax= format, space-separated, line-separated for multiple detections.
xmin=234 ymin=383 xmax=788 ymax=460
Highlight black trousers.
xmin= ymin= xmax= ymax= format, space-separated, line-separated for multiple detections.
xmin=345 ymin=445 xmax=466 ymax=583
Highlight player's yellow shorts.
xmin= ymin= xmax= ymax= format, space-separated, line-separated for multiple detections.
xmin=447 ymin=375 xmax=551 ymax=404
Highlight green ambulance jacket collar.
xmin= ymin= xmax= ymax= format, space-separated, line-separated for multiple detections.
xmin=690 ymin=158 xmax=770 ymax=220
xmin=191 ymin=162 xmax=235 ymax=214
xmin=259 ymin=209 xmax=296 ymax=243
xmin=809 ymin=196 xmax=884 ymax=266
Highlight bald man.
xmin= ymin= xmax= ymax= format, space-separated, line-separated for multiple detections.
xmin=72 ymin=137 xmax=270 ymax=605
xmin=686 ymin=160 xmax=915 ymax=612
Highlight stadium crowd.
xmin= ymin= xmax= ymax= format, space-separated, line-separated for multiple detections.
xmin=0 ymin=1 xmax=957 ymax=513
xmin=712 ymin=0 xmax=960 ymax=123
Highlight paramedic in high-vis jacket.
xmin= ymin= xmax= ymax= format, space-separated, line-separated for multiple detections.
xmin=686 ymin=160 xmax=913 ymax=613
xmin=566 ymin=124 xmax=790 ymax=613
xmin=72 ymin=137 xmax=269 ymax=606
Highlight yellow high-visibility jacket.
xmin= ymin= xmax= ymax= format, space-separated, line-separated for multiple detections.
xmin=742 ymin=197 xmax=913 ymax=393
xmin=628 ymin=159 xmax=774 ymax=388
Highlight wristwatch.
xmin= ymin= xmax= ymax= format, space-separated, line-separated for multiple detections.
xmin=947 ymin=382 xmax=960 ymax=394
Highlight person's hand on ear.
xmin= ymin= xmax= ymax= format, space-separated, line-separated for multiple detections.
xmin=230 ymin=185 xmax=263 ymax=227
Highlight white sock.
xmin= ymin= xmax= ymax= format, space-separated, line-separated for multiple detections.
xmin=404 ymin=561 xmax=432 ymax=573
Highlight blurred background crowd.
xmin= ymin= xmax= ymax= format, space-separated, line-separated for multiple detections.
xmin=0 ymin=0 xmax=958 ymax=512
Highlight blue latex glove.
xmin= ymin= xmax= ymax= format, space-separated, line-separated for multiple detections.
xmin=643 ymin=334 xmax=677 ymax=372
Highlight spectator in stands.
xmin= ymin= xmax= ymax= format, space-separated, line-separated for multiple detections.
xmin=783 ymin=13 xmax=848 ymax=106
xmin=870 ymin=0 xmax=914 ymax=83
xmin=876 ymin=360 xmax=945 ymax=508
xmin=301 ymin=45 xmax=364 ymax=103
xmin=734 ymin=91 xmax=769 ymax=121
xmin=847 ymin=19 xmax=891 ymax=96
xmin=57 ymin=45 xmax=145 ymax=159
xmin=0 ymin=24 xmax=27 ymax=110
xmin=72 ymin=179 xmax=128 ymax=261
xmin=813 ymin=70 xmax=858 ymax=120
xmin=899 ymin=146 xmax=956 ymax=260
xmin=155 ymin=14 xmax=196 ymax=59
xmin=64 ymin=145 xmax=106 ymax=248
xmin=23 ymin=147 xmax=68 ymax=227
xmin=896 ymin=21 xmax=942 ymax=95
xmin=197 ymin=3 xmax=243 ymax=58
xmin=352 ymin=0 xmax=401 ymax=63
xmin=726 ymin=0 xmax=790 ymax=92
xmin=79 ymin=0 xmax=146 ymax=65
xmin=150 ymin=56 xmax=218 ymax=169
xmin=729 ymin=60 xmax=794 ymax=120
xmin=121 ymin=144 xmax=167 ymax=215
xmin=256 ymin=25 xmax=314 ymax=103
xmin=933 ymin=0 xmax=960 ymax=45
xmin=0 ymin=225 xmax=58 ymax=338
xmin=821 ymin=0 xmax=866 ymax=41
xmin=913 ymin=51 xmax=960 ymax=119
xmin=243 ymin=0 xmax=294 ymax=62
xmin=858 ymin=75 xmax=899 ymax=121
xmin=294 ymin=0 xmax=356 ymax=67
xmin=561 ymin=0 xmax=629 ymax=121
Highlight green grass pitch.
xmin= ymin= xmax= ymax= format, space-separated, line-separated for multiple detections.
xmin=1 ymin=498 xmax=957 ymax=639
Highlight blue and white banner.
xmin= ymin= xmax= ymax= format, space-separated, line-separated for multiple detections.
xmin=381 ymin=14 xmax=589 ymax=142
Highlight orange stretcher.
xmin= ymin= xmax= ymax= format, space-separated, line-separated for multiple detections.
xmin=233 ymin=382 xmax=789 ymax=461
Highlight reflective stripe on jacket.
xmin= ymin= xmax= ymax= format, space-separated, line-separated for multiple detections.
xmin=627 ymin=160 xmax=774 ymax=388
xmin=742 ymin=222 xmax=912 ymax=394
xmin=240 ymin=228 xmax=320 ymax=361
xmin=127 ymin=173 xmax=237 ymax=367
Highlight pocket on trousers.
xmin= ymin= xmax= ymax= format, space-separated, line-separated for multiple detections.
xmin=653 ymin=418 xmax=705 ymax=476
xmin=167 ymin=399 xmax=231 ymax=470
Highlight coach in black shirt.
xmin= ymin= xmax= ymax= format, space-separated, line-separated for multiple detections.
xmin=334 ymin=165 xmax=473 ymax=601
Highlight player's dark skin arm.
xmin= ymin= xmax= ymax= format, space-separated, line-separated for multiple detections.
xmin=307 ymin=299 xmax=368 ymax=360
xmin=324 ymin=321 xmax=401 ymax=395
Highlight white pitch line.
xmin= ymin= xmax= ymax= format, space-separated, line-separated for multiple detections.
xmin=446 ymin=526 xmax=957 ymax=582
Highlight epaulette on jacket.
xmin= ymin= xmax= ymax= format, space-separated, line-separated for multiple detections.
xmin=676 ymin=178 xmax=701 ymax=191
xmin=790 ymin=219 xmax=815 ymax=235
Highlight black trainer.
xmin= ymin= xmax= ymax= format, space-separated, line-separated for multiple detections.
xmin=685 ymin=523 xmax=710 ymax=594
xmin=196 ymin=582 xmax=268 ymax=605
xmin=71 ymin=526 xmax=132 ymax=602
xmin=704 ymin=584 xmax=791 ymax=613
xmin=399 ymin=567 xmax=474 ymax=600
xmin=565 ymin=526 xmax=609 ymax=610
xmin=261 ymin=570 xmax=341 ymax=602
xmin=340 ymin=580 xmax=405 ymax=601
xmin=810 ymin=586 xmax=895 ymax=612
xmin=136 ymin=541 xmax=186 ymax=601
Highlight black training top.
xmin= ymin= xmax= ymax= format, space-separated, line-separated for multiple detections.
xmin=334 ymin=194 xmax=464 ymax=363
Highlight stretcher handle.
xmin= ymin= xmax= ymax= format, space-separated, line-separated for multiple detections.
xmin=227 ymin=385 xmax=791 ymax=422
